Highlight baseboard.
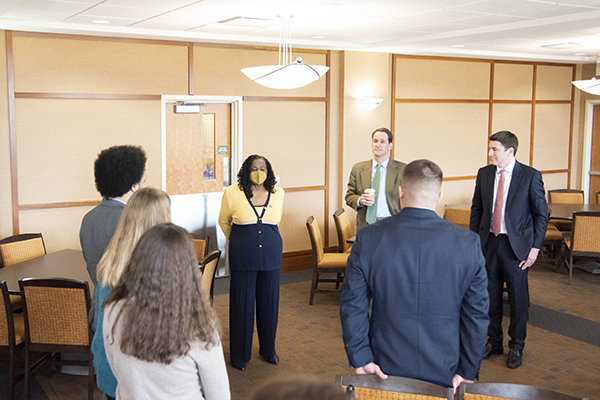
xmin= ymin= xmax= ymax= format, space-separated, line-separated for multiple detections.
xmin=281 ymin=247 xmax=338 ymax=273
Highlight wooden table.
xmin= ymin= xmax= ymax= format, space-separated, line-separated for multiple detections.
xmin=548 ymin=203 xmax=600 ymax=220
xmin=0 ymin=249 xmax=92 ymax=292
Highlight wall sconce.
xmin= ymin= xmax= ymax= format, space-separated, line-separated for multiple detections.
xmin=355 ymin=96 xmax=384 ymax=109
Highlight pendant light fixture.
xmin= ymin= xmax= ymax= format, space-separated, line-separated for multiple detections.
xmin=572 ymin=57 xmax=600 ymax=95
xmin=241 ymin=16 xmax=329 ymax=89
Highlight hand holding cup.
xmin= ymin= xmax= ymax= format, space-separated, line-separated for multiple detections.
xmin=361 ymin=188 xmax=376 ymax=207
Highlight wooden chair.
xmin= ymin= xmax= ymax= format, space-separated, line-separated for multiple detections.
xmin=199 ymin=250 xmax=221 ymax=304
xmin=336 ymin=374 xmax=453 ymax=400
xmin=19 ymin=278 xmax=94 ymax=400
xmin=564 ymin=212 xmax=600 ymax=285
xmin=443 ymin=206 xmax=471 ymax=228
xmin=0 ymin=280 xmax=26 ymax=400
xmin=306 ymin=216 xmax=348 ymax=305
xmin=0 ymin=233 xmax=46 ymax=269
xmin=542 ymin=222 xmax=564 ymax=269
xmin=548 ymin=189 xmax=584 ymax=232
xmin=333 ymin=208 xmax=354 ymax=253
xmin=190 ymin=233 xmax=210 ymax=263
xmin=458 ymin=382 xmax=587 ymax=400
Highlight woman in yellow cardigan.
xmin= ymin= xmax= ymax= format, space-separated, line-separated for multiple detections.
xmin=218 ymin=154 xmax=284 ymax=371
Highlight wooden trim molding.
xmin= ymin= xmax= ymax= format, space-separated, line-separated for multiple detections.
xmin=12 ymin=31 xmax=188 ymax=47
xmin=188 ymin=42 xmax=194 ymax=96
xmin=324 ymin=50 xmax=331 ymax=248
xmin=18 ymin=200 xmax=101 ymax=211
xmin=193 ymin=42 xmax=328 ymax=55
xmin=541 ymin=169 xmax=569 ymax=175
xmin=242 ymin=96 xmax=327 ymax=102
xmin=282 ymin=185 xmax=326 ymax=192
xmin=6 ymin=31 xmax=19 ymax=235
xmin=15 ymin=92 xmax=161 ymax=100
xmin=395 ymin=98 xmax=490 ymax=104
xmin=443 ymin=175 xmax=477 ymax=182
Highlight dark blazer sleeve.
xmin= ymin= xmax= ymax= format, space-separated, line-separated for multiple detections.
xmin=339 ymin=235 xmax=374 ymax=368
xmin=456 ymin=240 xmax=489 ymax=380
xmin=469 ymin=169 xmax=484 ymax=234
xmin=529 ymin=169 xmax=548 ymax=250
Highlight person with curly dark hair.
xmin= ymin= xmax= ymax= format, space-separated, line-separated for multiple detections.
xmin=79 ymin=145 xmax=147 ymax=286
xmin=103 ymin=223 xmax=230 ymax=400
xmin=218 ymin=154 xmax=284 ymax=371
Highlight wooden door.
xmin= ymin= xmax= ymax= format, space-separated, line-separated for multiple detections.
xmin=590 ymin=105 xmax=600 ymax=204
xmin=165 ymin=103 xmax=231 ymax=195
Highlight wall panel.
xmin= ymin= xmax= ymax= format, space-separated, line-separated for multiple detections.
xmin=19 ymin=206 xmax=91 ymax=253
xmin=542 ymin=172 xmax=569 ymax=193
xmin=243 ymin=101 xmax=326 ymax=188
xmin=13 ymin=35 xmax=188 ymax=94
xmin=493 ymin=63 xmax=533 ymax=100
xmin=395 ymin=58 xmax=490 ymax=99
xmin=491 ymin=103 xmax=532 ymax=165
xmin=536 ymin=65 xmax=573 ymax=101
xmin=279 ymin=190 xmax=324 ymax=252
xmin=395 ymin=103 xmax=489 ymax=177
xmin=532 ymin=104 xmax=571 ymax=171
xmin=435 ymin=179 xmax=477 ymax=216
xmin=15 ymin=99 xmax=162 ymax=204
xmin=194 ymin=46 xmax=327 ymax=97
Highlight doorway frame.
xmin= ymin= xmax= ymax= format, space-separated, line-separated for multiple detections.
xmin=581 ymin=99 xmax=600 ymax=202
xmin=160 ymin=95 xmax=243 ymax=192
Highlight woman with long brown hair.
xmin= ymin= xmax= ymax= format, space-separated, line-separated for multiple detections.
xmin=103 ymin=223 xmax=230 ymax=400
xmin=92 ymin=187 xmax=171 ymax=400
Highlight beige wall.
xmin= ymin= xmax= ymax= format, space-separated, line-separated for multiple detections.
xmin=0 ymin=30 xmax=587 ymax=257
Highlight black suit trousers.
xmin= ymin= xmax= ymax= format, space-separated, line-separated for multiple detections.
xmin=484 ymin=233 xmax=529 ymax=352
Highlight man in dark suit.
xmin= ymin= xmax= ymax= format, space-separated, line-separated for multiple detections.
xmin=340 ymin=159 xmax=489 ymax=392
xmin=345 ymin=128 xmax=406 ymax=231
xmin=470 ymin=131 xmax=548 ymax=369
xmin=79 ymin=145 xmax=147 ymax=286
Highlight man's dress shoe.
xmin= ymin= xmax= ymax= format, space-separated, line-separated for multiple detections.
xmin=483 ymin=342 xmax=503 ymax=360
xmin=507 ymin=349 xmax=522 ymax=369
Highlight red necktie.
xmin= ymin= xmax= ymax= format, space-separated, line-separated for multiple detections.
xmin=492 ymin=169 xmax=506 ymax=236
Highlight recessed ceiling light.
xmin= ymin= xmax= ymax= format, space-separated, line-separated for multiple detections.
xmin=92 ymin=20 xmax=110 ymax=24
xmin=312 ymin=36 xmax=326 ymax=39
xmin=451 ymin=45 xmax=464 ymax=48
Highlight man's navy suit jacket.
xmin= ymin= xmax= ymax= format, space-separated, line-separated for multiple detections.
xmin=469 ymin=161 xmax=548 ymax=260
xmin=340 ymin=207 xmax=489 ymax=388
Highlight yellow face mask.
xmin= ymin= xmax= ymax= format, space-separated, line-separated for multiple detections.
xmin=250 ymin=170 xmax=267 ymax=185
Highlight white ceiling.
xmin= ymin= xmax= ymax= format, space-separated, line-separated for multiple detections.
xmin=1 ymin=0 xmax=600 ymax=64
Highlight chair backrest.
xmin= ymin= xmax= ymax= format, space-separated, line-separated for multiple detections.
xmin=306 ymin=216 xmax=324 ymax=264
xmin=443 ymin=207 xmax=471 ymax=226
xmin=199 ymin=250 xmax=221 ymax=302
xmin=333 ymin=208 xmax=353 ymax=253
xmin=459 ymin=382 xmax=586 ymax=400
xmin=0 ymin=281 xmax=15 ymax=347
xmin=571 ymin=212 xmax=600 ymax=253
xmin=336 ymin=374 xmax=453 ymax=400
xmin=0 ymin=233 xmax=46 ymax=268
xmin=548 ymin=189 xmax=584 ymax=205
xmin=190 ymin=233 xmax=210 ymax=263
xmin=19 ymin=278 xmax=91 ymax=349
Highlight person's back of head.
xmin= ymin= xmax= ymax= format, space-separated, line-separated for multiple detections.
xmin=97 ymin=187 xmax=171 ymax=287
xmin=106 ymin=223 xmax=219 ymax=364
xmin=251 ymin=378 xmax=348 ymax=400
xmin=94 ymin=145 xmax=147 ymax=198
xmin=400 ymin=159 xmax=443 ymax=209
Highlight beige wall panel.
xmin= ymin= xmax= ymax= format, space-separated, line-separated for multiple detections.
xmin=15 ymin=99 xmax=162 ymax=204
xmin=435 ymin=179 xmax=477 ymax=217
xmin=13 ymin=36 xmax=188 ymax=94
xmin=532 ymin=104 xmax=571 ymax=171
xmin=0 ymin=30 xmax=12 ymax=237
xmin=395 ymin=58 xmax=490 ymax=99
xmin=542 ymin=172 xmax=569 ymax=193
xmin=491 ymin=103 xmax=532 ymax=165
xmin=194 ymin=46 xmax=326 ymax=97
xmin=341 ymin=51 xmax=392 ymax=211
xmin=279 ymin=190 xmax=324 ymax=252
xmin=536 ymin=65 xmax=573 ymax=101
xmin=243 ymin=101 xmax=326 ymax=188
xmin=493 ymin=63 xmax=533 ymax=100
xmin=19 ymin=206 xmax=91 ymax=253
xmin=394 ymin=103 xmax=489 ymax=177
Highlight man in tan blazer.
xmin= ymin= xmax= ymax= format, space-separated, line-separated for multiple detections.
xmin=345 ymin=128 xmax=407 ymax=231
